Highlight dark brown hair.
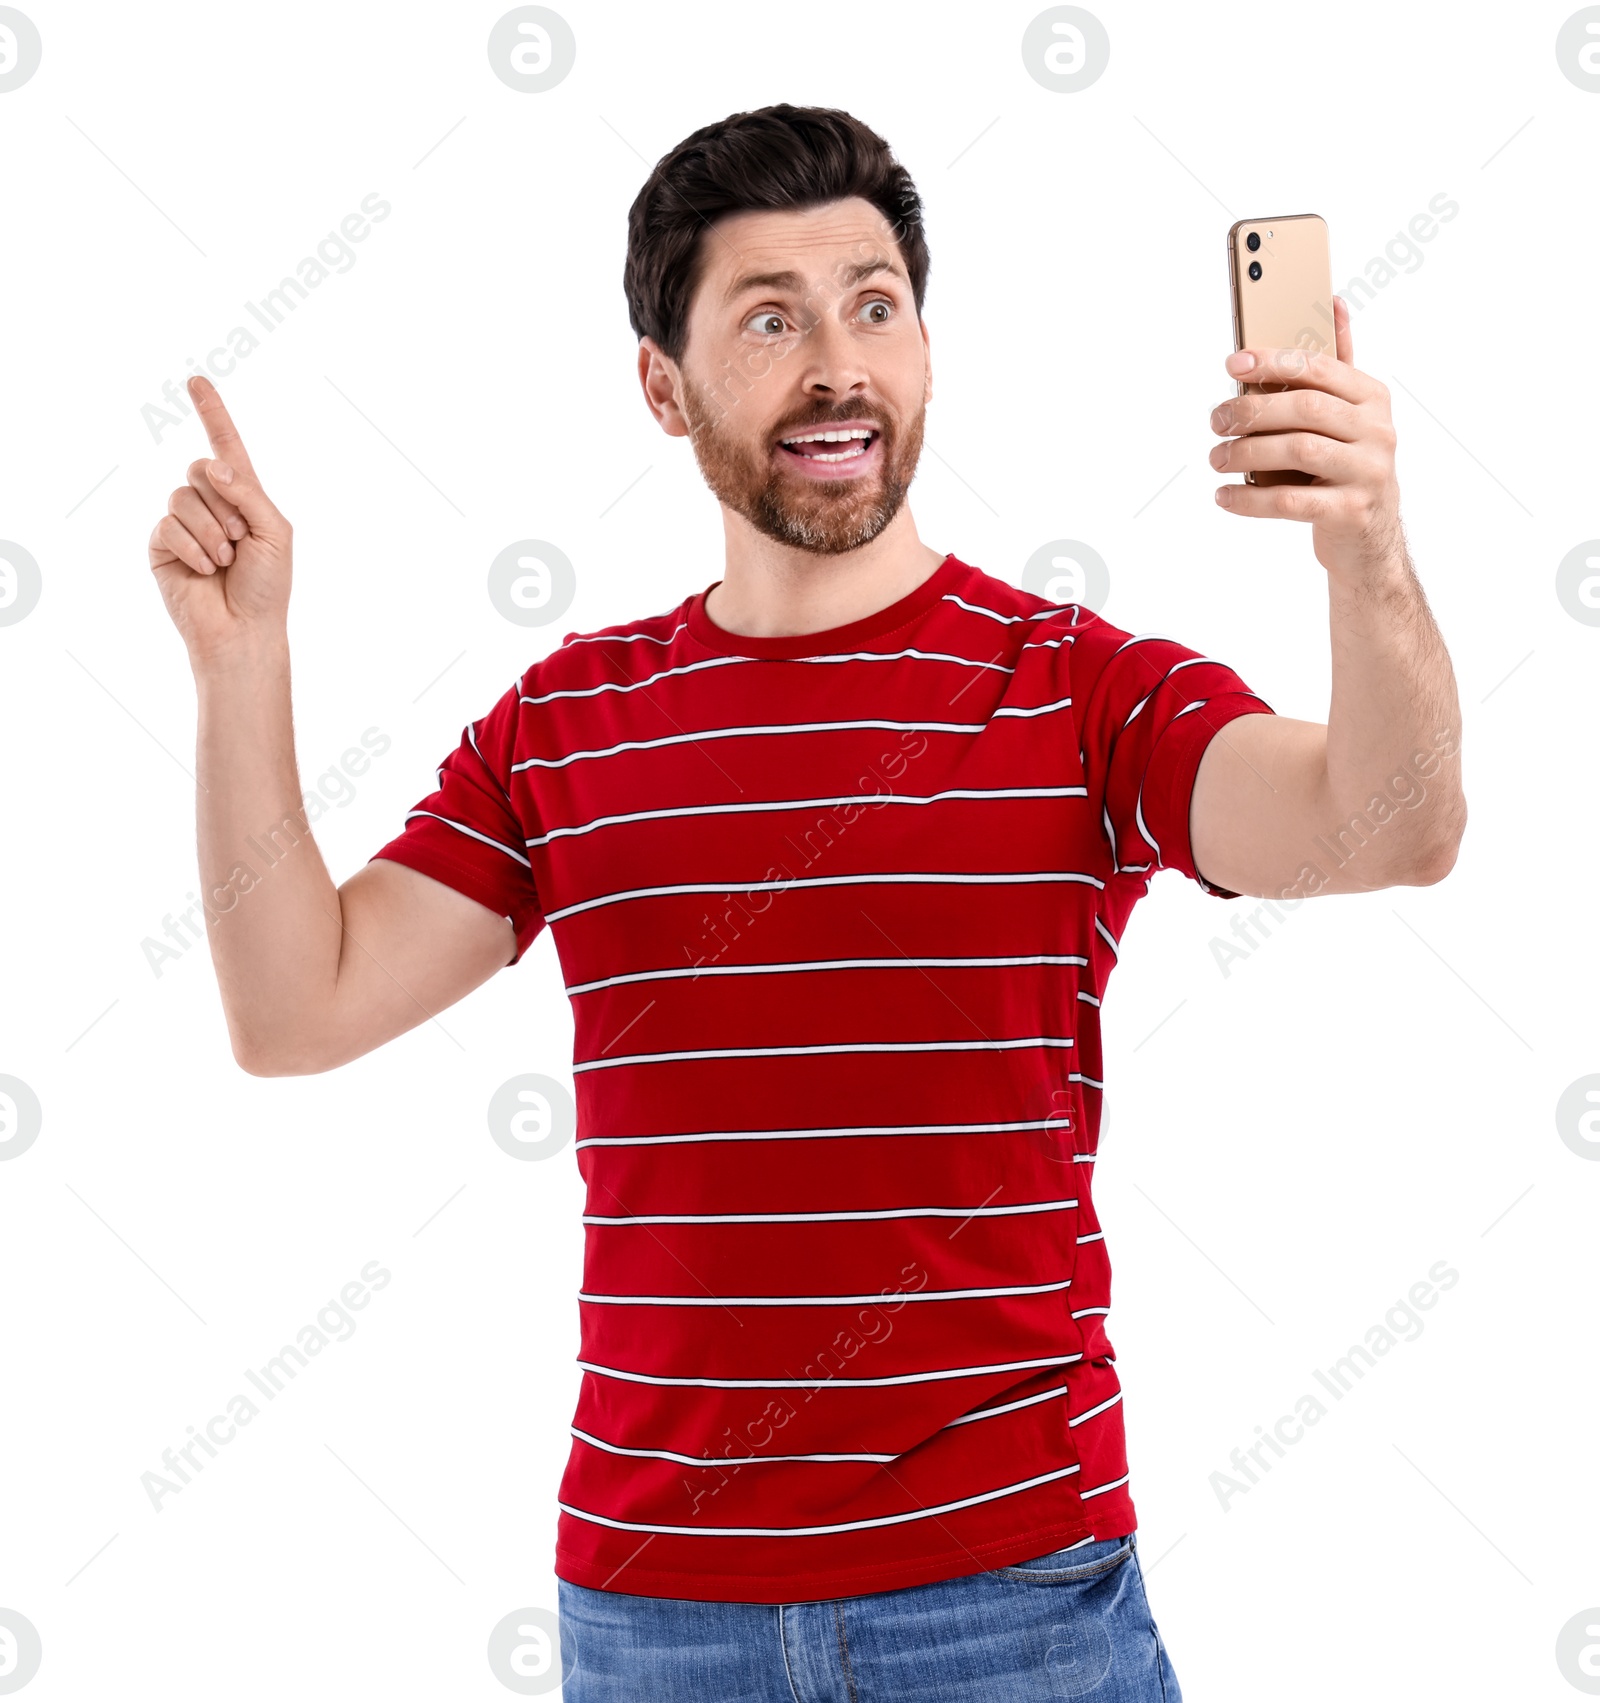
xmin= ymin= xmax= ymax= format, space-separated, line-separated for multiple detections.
xmin=623 ymin=103 xmax=930 ymax=366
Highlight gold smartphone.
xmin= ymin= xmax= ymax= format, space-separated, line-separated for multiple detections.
xmin=1226 ymin=213 xmax=1334 ymax=487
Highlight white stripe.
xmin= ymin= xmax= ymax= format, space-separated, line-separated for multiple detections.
xmin=573 ymin=1035 xmax=1075 ymax=1074
xmin=526 ymin=786 xmax=1088 ymax=849
xmin=558 ymin=1460 xmax=1083 ymax=1539
xmin=546 ymin=869 xmax=1103 ymax=925
xmin=575 ymin=1112 xmax=1095 ymax=1151
xmin=465 ymin=720 xmax=512 ymax=805
xmin=512 ymin=717 xmax=987 ymax=772
xmin=1070 ymin=1306 xmax=1111 ymax=1319
xmin=1071 ymin=1072 xmax=1104 ymax=1090
xmin=576 ymin=1277 xmax=1073 ymax=1306
xmin=1093 ymin=917 xmax=1119 ymax=956
xmin=569 ymin=1377 xmax=1122 ymax=1473
xmin=946 ymin=1380 xmax=1070 ymax=1429
xmin=566 ymin=952 xmax=1090 ymax=996
xmin=403 ymin=810 xmax=531 ymax=869
xmin=582 ymin=1198 xmax=1077 ymax=1227
xmin=521 ymin=644 xmax=1015 ymax=707
xmin=570 ymin=1423 xmax=904 ymax=1466
xmin=1070 ymin=1392 xmax=1124 ymax=1427
xmin=562 ymin=619 xmax=687 ymax=647
xmin=991 ymin=694 xmax=1074 ymax=719
xmin=1077 ymin=990 xmax=1101 ymax=1006
xmin=941 ymin=592 xmax=1057 ymax=625
xmin=787 ymin=645 xmax=1014 ymax=672
xmin=522 ymin=655 xmax=746 ymax=704
xmin=576 ymin=1351 xmax=1083 ymax=1391
xmin=1079 ymin=1472 xmax=1131 ymax=1500
xmin=571 ymin=1380 xmax=1078 ymax=1468
xmin=1134 ymin=783 xmax=1161 ymax=862
xmin=1100 ymin=800 xmax=1118 ymax=873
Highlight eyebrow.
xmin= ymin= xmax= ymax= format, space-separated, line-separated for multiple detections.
xmin=720 ymin=255 xmax=905 ymax=307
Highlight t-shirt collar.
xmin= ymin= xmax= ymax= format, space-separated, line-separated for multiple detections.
xmin=685 ymin=552 xmax=968 ymax=660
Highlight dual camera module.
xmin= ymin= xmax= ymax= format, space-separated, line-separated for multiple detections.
xmin=1245 ymin=228 xmax=1262 ymax=281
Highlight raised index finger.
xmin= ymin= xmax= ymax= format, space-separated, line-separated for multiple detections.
xmin=188 ymin=374 xmax=258 ymax=478
xmin=1224 ymin=342 xmax=1377 ymax=406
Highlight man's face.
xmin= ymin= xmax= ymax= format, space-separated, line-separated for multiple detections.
xmin=653 ymin=197 xmax=931 ymax=556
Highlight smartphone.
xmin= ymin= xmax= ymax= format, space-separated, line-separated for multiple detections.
xmin=1226 ymin=213 xmax=1334 ymax=487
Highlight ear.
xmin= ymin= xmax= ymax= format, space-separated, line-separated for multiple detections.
xmin=638 ymin=337 xmax=689 ymax=438
xmin=921 ymin=315 xmax=933 ymax=405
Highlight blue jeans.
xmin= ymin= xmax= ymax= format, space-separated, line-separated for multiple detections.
xmin=556 ymin=1530 xmax=1181 ymax=1700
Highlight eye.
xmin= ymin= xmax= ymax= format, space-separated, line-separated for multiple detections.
xmin=859 ymin=297 xmax=893 ymax=324
xmin=744 ymin=310 xmax=790 ymax=336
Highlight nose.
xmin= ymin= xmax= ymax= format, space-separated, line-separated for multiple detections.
xmin=796 ymin=307 xmax=872 ymax=399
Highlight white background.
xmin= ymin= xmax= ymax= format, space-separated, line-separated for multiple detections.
xmin=1 ymin=1 xmax=1596 ymax=1698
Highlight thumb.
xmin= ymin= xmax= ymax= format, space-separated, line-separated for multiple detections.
xmin=204 ymin=453 xmax=287 ymax=540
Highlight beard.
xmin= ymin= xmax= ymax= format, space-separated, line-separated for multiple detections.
xmin=678 ymin=381 xmax=925 ymax=557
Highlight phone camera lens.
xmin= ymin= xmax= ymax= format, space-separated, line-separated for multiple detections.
xmin=1246 ymin=232 xmax=1261 ymax=252
xmin=1247 ymin=260 xmax=1262 ymax=281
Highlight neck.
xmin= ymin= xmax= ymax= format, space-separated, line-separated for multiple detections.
xmin=705 ymin=509 xmax=948 ymax=639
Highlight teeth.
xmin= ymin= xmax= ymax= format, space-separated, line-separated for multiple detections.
xmin=781 ymin=428 xmax=874 ymax=445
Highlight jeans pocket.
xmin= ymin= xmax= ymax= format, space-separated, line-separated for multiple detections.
xmin=988 ymin=1532 xmax=1134 ymax=1583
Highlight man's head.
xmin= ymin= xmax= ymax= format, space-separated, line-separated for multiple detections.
xmin=625 ymin=104 xmax=932 ymax=557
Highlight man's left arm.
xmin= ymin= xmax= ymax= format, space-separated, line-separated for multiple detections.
xmin=1189 ymin=295 xmax=1468 ymax=900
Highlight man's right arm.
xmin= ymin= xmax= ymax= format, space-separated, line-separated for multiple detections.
xmin=152 ymin=374 xmax=518 ymax=1078
xmin=194 ymin=639 xmax=518 ymax=1076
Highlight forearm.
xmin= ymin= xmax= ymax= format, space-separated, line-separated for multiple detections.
xmin=1321 ymin=548 xmax=1466 ymax=880
xmin=193 ymin=637 xmax=343 ymax=1068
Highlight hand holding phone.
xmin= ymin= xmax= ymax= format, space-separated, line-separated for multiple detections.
xmin=1213 ymin=218 xmax=1407 ymax=582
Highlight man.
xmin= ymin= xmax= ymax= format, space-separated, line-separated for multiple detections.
xmin=149 ymin=102 xmax=1464 ymax=1701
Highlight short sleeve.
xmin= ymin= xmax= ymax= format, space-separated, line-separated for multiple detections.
xmin=1070 ymin=613 xmax=1275 ymax=900
xmin=368 ymin=679 xmax=546 ymax=963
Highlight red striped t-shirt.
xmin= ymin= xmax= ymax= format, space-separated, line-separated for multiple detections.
xmin=369 ymin=550 xmax=1274 ymax=1604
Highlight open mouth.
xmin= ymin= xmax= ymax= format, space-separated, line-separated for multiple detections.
xmin=776 ymin=427 xmax=881 ymax=466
